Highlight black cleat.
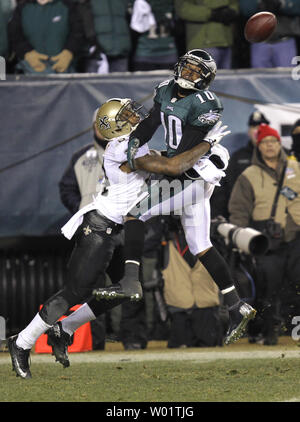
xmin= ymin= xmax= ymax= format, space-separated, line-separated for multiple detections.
xmin=8 ymin=335 xmax=32 ymax=379
xmin=224 ymin=301 xmax=257 ymax=345
xmin=93 ymin=278 xmax=143 ymax=302
xmin=47 ymin=321 xmax=72 ymax=368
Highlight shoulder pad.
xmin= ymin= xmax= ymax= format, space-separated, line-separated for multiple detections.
xmin=154 ymin=79 xmax=173 ymax=98
xmin=156 ymin=79 xmax=173 ymax=89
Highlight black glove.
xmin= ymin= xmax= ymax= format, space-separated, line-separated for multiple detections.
xmin=210 ymin=6 xmax=238 ymax=25
xmin=260 ymin=0 xmax=282 ymax=14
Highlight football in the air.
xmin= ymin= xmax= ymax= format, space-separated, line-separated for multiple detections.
xmin=244 ymin=11 xmax=277 ymax=43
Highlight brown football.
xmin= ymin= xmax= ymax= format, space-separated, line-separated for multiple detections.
xmin=244 ymin=11 xmax=277 ymax=43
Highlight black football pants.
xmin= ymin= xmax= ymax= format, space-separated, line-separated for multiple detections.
xmin=39 ymin=211 xmax=125 ymax=325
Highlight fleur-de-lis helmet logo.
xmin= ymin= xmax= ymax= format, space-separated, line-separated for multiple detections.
xmin=97 ymin=115 xmax=111 ymax=130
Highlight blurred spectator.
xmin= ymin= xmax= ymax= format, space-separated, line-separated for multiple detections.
xmin=239 ymin=0 xmax=300 ymax=68
xmin=290 ymin=118 xmax=300 ymax=162
xmin=59 ymin=108 xmax=107 ymax=213
xmin=0 ymin=0 xmax=16 ymax=59
xmin=162 ymin=219 xmax=224 ymax=348
xmin=228 ymin=123 xmax=300 ymax=344
xmin=211 ymin=110 xmax=270 ymax=219
xmin=79 ymin=0 xmax=132 ymax=73
xmin=174 ymin=0 xmax=239 ymax=69
xmin=130 ymin=0 xmax=178 ymax=71
xmin=7 ymin=0 xmax=85 ymax=74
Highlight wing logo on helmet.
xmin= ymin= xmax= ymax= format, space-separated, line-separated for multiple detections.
xmin=174 ymin=49 xmax=217 ymax=91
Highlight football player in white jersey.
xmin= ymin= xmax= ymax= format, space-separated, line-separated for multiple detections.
xmin=7 ymin=97 xmax=230 ymax=378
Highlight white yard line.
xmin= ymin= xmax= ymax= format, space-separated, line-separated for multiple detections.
xmin=283 ymin=397 xmax=300 ymax=402
xmin=0 ymin=348 xmax=300 ymax=364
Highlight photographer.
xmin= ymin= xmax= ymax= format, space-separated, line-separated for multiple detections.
xmin=228 ymin=124 xmax=300 ymax=345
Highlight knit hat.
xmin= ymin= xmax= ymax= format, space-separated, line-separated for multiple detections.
xmin=248 ymin=111 xmax=269 ymax=127
xmin=256 ymin=123 xmax=281 ymax=145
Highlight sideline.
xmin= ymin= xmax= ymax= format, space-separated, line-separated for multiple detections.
xmin=1 ymin=346 xmax=300 ymax=365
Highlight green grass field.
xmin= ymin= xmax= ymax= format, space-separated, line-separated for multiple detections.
xmin=1 ymin=338 xmax=300 ymax=402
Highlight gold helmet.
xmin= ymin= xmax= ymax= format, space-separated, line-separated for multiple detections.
xmin=95 ymin=98 xmax=147 ymax=140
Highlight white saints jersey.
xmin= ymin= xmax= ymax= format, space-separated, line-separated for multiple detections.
xmin=61 ymin=135 xmax=150 ymax=239
xmin=94 ymin=136 xmax=150 ymax=224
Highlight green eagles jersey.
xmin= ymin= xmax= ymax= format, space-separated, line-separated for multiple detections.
xmin=154 ymin=79 xmax=223 ymax=157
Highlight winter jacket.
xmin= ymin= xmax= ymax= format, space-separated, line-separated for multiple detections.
xmin=133 ymin=0 xmax=177 ymax=60
xmin=162 ymin=240 xmax=220 ymax=310
xmin=0 ymin=0 xmax=15 ymax=57
xmin=89 ymin=0 xmax=132 ymax=58
xmin=8 ymin=0 xmax=84 ymax=59
xmin=239 ymin=0 xmax=300 ymax=18
xmin=228 ymin=148 xmax=300 ymax=242
xmin=0 ymin=7 xmax=8 ymax=58
xmin=175 ymin=0 xmax=239 ymax=49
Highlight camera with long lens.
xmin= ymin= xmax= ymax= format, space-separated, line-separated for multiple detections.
xmin=212 ymin=219 xmax=269 ymax=256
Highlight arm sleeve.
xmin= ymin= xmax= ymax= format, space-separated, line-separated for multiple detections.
xmin=130 ymin=100 xmax=162 ymax=146
xmin=7 ymin=4 xmax=33 ymax=59
xmin=228 ymin=174 xmax=255 ymax=227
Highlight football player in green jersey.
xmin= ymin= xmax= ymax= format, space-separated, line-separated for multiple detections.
xmin=94 ymin=50 xmax=256 ymax=345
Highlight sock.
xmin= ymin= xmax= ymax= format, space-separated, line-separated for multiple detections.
xmin=61 ymin=303 xmax=96 ymax=336
xmin=88 ymin=296 xmax=128 ymax=317
xmin=16 ymin=313 xmax=52 ymax=350
xmin=220 ymin=286 xmax=241 ymax=309
xmin=124 ymin=219 xmax=145 ymax=263
xmin=198 ymin=247 xmax=241 ymax=308
xmin=122 ymin=219 xmax=145 ymax=281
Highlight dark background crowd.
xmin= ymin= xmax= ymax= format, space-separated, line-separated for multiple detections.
xmin=1 ymin=0 xmax=300 ymax=75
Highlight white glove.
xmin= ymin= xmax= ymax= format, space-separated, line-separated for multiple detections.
xmin=209 ymin=144 xmax=230 ymax=170
xmin=203 ymin=121 xmax=231 ymax=148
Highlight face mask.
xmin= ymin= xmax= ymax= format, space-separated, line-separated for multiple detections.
xmin=292 ymin=133 xmax=300 ymax=153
